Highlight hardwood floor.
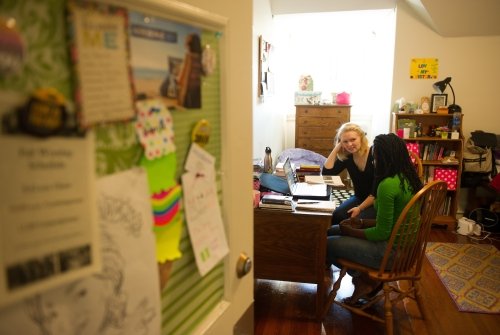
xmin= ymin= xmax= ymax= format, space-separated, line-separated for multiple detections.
xmin=254 ymin=227 xmax=500 ymax=335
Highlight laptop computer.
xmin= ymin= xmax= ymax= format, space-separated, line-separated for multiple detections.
xmin=283 ymin=157 xmax=330 ymax=200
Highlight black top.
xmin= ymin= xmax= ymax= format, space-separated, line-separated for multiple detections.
xmin=322 ymin=147 xmax=375 ymax=200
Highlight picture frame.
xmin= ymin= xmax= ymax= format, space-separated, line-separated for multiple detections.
xmin=430 ymin=94 xmax=447 ymax=113
xmin=421 ymin=96 xmax=431 ymax=113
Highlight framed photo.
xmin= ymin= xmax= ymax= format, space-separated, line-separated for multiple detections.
xmin=421 ymin=96 xmax=431 ymax=113
xmin=430 ymin=94 xmax=447 ymax=113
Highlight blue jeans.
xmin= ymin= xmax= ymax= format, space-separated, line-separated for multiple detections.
xmin=326 ymin=234 xmax=388 ymax=277
xmin=328 ymin=195 xmax=376 ymax=236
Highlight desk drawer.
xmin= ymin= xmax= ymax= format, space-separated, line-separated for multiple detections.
xmin=296 ymin=106 xmax=350 ymax=119
xmin=254 ymin=209 xmax=330 ymax=283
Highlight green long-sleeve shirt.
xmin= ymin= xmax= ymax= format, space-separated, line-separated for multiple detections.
xmin=364 ymin=175 xmax=415 ymax=241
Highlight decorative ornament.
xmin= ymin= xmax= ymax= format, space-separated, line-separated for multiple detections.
xmin=19 ymin=88 xmax=67 ymax=137
xmin=135 ymin=99 xmax=176 ymax=160
xmin=0 ymin=17 xmax=24 ymax=76
xmin=191 ymin=119 xmax=211 ymax=147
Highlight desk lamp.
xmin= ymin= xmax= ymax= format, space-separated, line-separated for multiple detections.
xmin=433 ymin=77 xmax=462 ymax=114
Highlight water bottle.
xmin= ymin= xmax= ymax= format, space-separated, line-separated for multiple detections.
xmin=452 ymin=112 xmax=461 ymax=132
xmin=263 ymin=147 xmax=272 ymax=173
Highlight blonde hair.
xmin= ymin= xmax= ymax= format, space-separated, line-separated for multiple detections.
xmin=335 ymin=122 xmax=370 ymax=160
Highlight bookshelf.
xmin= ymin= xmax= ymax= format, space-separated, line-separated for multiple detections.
xmin=392 ymin=112 xmax=464 ymax=230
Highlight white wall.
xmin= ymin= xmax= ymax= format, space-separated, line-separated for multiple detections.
xmin=252 ymin=0 xmax=287 ymax=163
xmin=392 ymin=1 xmax=500 ymax=138
xmin=252 ymin=0 xmax=500 ymax=164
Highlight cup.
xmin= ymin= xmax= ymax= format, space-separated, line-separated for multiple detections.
xmin=441 ymin=132 xmax=449 ymax=139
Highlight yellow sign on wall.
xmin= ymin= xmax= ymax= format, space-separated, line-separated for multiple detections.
xmin=410 ymin=58 xmax=439 ymax=79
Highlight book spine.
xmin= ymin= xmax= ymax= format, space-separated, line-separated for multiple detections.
xmin=258 ymin=203 xmax=293 ymax=210
xmin=261 ymin=199 xmax=292 ymax=205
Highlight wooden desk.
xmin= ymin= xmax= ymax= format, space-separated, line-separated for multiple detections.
xmin=254 ymin=208 xmax=331 ymax=319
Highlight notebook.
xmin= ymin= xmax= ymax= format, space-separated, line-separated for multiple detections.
xmin=295 ymin=200 xmax=336 ymax=213
xmin=283 ymin=157 xmax=330 ymax=200
xmin=304 ymin=175 xmax=345 ymax=187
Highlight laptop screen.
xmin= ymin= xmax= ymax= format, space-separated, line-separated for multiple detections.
xmin=283 ymin=157 xmax=296 ymax=192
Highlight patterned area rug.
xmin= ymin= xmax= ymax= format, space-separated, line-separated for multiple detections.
xmin=425 ymin=242 xmax=500 ymax=314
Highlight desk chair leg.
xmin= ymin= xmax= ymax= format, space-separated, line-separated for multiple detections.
xmin=322 ymin=267 xmax=348 ymax=318
xmin=413 ymin=280 xmax=428 ymax=320
xmin=383 ymin=284 xmax=394 ymax=335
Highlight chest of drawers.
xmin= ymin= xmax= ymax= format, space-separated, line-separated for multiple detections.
xmin=295 ymin=105 xmax=351 ymax=158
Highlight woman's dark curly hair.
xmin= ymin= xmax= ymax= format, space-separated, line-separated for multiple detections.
xmin=373 ymin=133 xmax=423 ymax=194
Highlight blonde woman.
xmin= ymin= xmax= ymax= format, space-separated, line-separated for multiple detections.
xmin=322 ymin=122 xmax=376 ymax=235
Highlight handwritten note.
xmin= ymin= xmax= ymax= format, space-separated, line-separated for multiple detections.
xmin=181 ymin=144 xmax=228 ymax=276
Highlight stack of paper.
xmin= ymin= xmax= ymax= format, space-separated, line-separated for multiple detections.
xmin=259 ymin=194 xmax=294 ymax=211
xmin=295 ymin=200 xmax=336 ymax=213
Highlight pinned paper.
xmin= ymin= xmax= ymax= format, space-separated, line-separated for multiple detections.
xmin=182 ymin=144 xmax=228 ymax=276
xmin=135 ymin=99 xmax=176 ymax=160
xmin=151 ymin=185 xmax=182 ymax=229
xmin=184 ymin=142 xmax=215 ymax=178
xmin=140 ymin=153 xmax=183 ymax=263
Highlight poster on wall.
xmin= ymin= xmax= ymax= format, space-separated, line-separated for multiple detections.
xmin=128 ymin=11 xmax=203 ymax=110
xmin=68 ymin=1 xmax=135 ymax=127
xmin=0 ymin=136 xmax=100 ymax=307
xmin=410 ymin=58 xmax=439 ymax=79
xmin=258 ymin=35 xmax=274 ymax=96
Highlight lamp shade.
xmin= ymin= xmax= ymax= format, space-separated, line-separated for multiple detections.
xmin=432 ymin=77 xmax=461 ymax=114
xmin=433 ymin=77 xmax=451 ymax=93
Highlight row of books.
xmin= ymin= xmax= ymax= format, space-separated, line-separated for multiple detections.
xmin=437 ymin=196 xmax=453 ymax=216
xmin=422 ymin=143 xmax=451 ymax=161
xmin=274 ymin=162 xmax=321 ymax=178
xmin=412 ymin=142 xmax=453 ymax=161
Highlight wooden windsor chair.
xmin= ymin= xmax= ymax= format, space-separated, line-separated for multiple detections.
xmin=322 ymin=180 xmax=448 ymax=335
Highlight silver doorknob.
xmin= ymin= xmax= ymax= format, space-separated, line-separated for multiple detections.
xmin=236 ymin=252 xmax=252 ymax=277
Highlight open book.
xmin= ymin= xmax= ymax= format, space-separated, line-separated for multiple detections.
xmin=304 ymin=175 xmax=344 ymax=187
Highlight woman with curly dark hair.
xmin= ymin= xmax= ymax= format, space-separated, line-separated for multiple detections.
xmin=326 ymin=133 xmax=423 ymax=305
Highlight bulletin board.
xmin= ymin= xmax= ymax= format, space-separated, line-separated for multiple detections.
xmin=0 ymin=0 xmax=226 ymax=334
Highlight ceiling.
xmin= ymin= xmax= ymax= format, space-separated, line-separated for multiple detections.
xmin=269 ymin=0 xmax=500 ymax=37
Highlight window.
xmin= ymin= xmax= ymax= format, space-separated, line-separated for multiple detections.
xmin=273 ymin=9 xmax=396 ymax=142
